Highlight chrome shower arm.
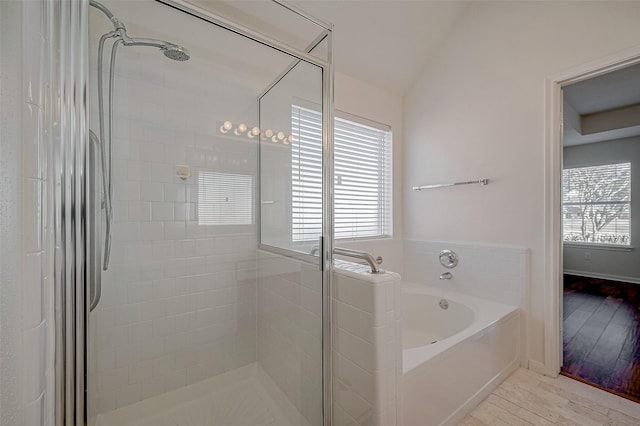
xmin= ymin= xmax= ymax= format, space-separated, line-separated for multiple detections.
xmin=121 ymin=36 xmax=175 ymax=49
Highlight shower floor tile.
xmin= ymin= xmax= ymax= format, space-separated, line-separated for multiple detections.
xmin=93 ymin=363 xmax=311 ymax=426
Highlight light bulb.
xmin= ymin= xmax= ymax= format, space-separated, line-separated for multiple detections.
xmin=219 ymin=120 xmax=232 ymax=134
xmin=264 ymin=129 xmax=274 ymax=138
xmin=251 ymin=127 xmax=260 ymax=136
xmin=234 ymin=123 xmax=247 ymax=135
xmin=271 ymin=136 xmax=278 ymax=143
xmin=286 ymin=135 xmax=294 ymax=144
xmin=277 ymin=131 xmax=285 ymax=140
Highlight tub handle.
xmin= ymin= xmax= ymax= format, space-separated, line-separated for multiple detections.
xmin=439 ymin=250 xmax=459 ymax=269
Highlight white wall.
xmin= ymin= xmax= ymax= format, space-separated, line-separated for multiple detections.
xmin=563 ymin=137 xmax=640 ymax=282
xmin=334 ymin=72 xmax=405 ymax=274
xmin=1 ymin=1 xmax=52 ymax=424
xmin=404 ymin=0 xmax=640 ymax=367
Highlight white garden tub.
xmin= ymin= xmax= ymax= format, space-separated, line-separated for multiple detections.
xmin=401 ymin=282 xmax=520 ymax=426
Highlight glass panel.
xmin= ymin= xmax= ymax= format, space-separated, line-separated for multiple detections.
xmin=259 ymin=61 xmax=323 ymax=254
xmin=86 ymin=1 xmax=326 ymax=425
xmin=257 ymin=57 xmax=325 ymax=426
xmin=308 ymin=34 xmax=330 ymax=62
xmin=190 ymin=0 xmax=329 ymax=57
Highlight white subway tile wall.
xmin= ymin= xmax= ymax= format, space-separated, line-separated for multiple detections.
xmin=87 ymin=43 xmax=261 ymax=413
xmin=332 ymin=265 xmax=402 ymax=426
xmin=403 ymin=239 xmax=529 ymax=368
xmin=403 ymin=240 xmax=528 ymax=308
xmin=256 ymin=251 xmax=324 ymax=426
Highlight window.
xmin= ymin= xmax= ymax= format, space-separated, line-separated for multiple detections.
xmin=562 ymin=163 xmax=630 ymax=245
xmin=291 ymin=105 xmax=392 ymax=241
xmin=198 ymin=171 xmax=253 ymax=225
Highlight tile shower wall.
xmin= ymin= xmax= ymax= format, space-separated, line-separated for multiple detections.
xmin=1 ymin=0 xmax=52 ymax=423
xmin=88 ymin=48 xmax=260 ymax=413
xmin=256 ymin=251 xmax=324 ymax=426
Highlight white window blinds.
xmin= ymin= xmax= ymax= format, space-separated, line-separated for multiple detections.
xmin=197 ymin=171 xmax=253 ymax=226
xmin=562 ymin=162 xmax=631 ymax=245
xmin=291 ymin=105 xmax=392 ymax=241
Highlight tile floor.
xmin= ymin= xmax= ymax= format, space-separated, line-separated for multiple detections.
xmin=562 ymin=275 xmax=640 ymax=402
xmin=458 ymin=368 xmax=640 ymax=425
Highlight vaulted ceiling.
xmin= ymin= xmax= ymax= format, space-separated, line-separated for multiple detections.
xmin=291 ymin=0 xmax=470 ymax=95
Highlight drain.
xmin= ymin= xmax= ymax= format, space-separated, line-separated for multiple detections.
xmin=430 ymin=340 xmax=438 ymax=344
xmin=439 ymin=299 xmax=449 ymax=310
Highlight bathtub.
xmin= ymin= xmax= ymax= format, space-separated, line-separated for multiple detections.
xmin=401 ymin=282 xmax=520 ymax=426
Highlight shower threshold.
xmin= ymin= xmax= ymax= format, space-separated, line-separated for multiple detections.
xmin=92 ymin=363 xmax=311 ymax=426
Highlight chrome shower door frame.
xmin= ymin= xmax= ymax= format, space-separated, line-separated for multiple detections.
xmin=52 ymin=0 xmax=89 ymax=425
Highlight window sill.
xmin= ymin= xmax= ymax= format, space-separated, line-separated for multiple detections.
xmin=336 ymin=235 xmax=393 ymax=243
xmin=563 ymin=242 xmax=634 ymax=252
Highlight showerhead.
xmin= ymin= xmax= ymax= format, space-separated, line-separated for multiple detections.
xmin=162 ymin=45 xmax=190 ymax=61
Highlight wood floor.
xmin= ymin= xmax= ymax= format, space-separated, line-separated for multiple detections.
xmin=562 ymin=275 xmax=640 ymax=401
xmin=458 ymin=368 xmax=640 ymax=425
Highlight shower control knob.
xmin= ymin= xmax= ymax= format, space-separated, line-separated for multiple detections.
xmin=439 ymin=250 xmax=458 ymax=269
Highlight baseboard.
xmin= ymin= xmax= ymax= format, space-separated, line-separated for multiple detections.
xmin=440 ymin=357 xmax=520 ymax=426
xmin=564 ymin=269 xmax=640 ymax=285
xmin=528 ymin=359 xmax=547 ymax=376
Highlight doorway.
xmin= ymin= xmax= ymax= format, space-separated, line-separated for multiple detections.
xmin=559 ymin=62 xmax=640 ymax=402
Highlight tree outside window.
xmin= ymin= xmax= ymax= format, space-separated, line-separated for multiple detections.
xmin=562 ymin=163 xmax=631 ymax=245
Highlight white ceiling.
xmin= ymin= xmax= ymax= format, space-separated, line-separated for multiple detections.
xmin=563 ymin=63 xmax=640 ymax=146
xmin=291 ymin=0 xmax=470 ymax=95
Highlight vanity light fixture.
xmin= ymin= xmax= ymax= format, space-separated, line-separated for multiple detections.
xmin=218 ymin=121 xmax=293 ymax=144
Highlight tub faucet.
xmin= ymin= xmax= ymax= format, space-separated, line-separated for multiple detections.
xmin=439 ymin=272 xmax=452 ymax=280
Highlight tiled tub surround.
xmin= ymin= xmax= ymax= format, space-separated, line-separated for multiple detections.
xmin=403 ymin=240 xmax=528 ymax=308
xmin=256 ymin=251 xmax=324 ymax=426
xmin=403 ymin=239 xmax=529 ymax=367
xmin=332 ymin=263 xmax=402 ymax=426
xmin=401 ymin=283 xmax=520 ymax=426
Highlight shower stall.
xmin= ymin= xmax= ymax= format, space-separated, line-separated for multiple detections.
xmin=55 ymin=0 xmax=333 ymax=424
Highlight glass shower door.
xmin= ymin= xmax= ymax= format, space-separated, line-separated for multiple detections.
xmin=257 ymin=54 xmax=329 ymax=426
xmin=84 ymin=1 xmax=331 ymax=425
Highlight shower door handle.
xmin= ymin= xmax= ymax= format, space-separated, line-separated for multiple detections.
xmin=88 ymin=130 xmax=103 ymax=311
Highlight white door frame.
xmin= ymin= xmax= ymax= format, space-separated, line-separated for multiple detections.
xmin=544 ymin=45 xmax=640 ymax=376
